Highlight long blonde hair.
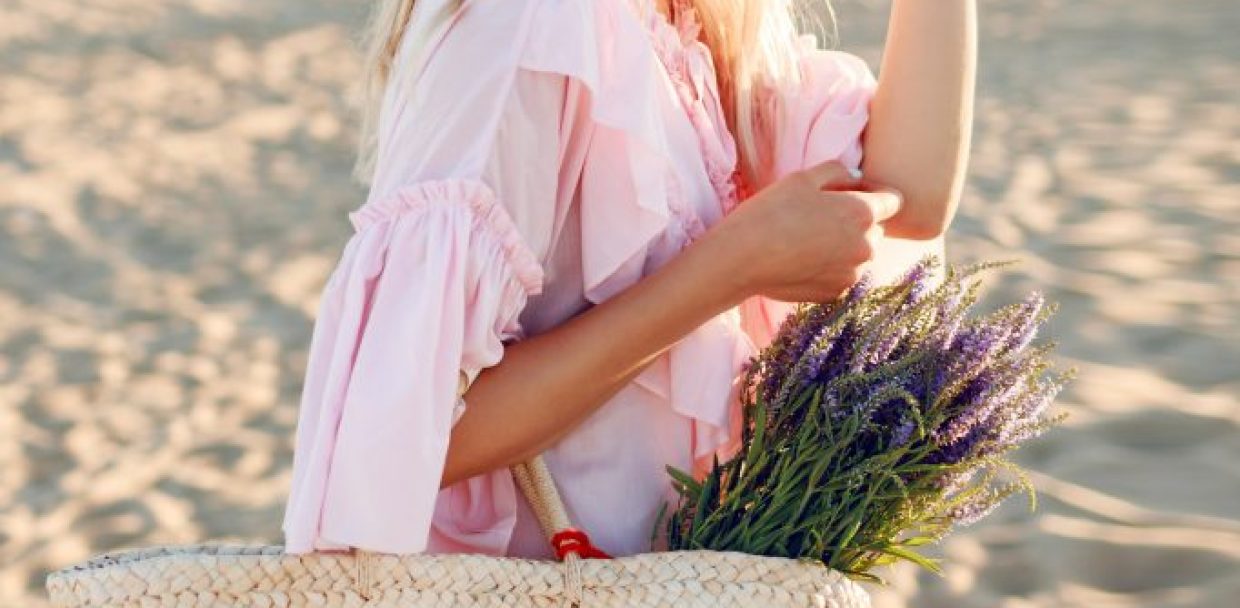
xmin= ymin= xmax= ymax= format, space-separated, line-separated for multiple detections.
xmin=350 ymin=0 xmax=836 ymax=189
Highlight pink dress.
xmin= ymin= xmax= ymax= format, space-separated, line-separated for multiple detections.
xmin=281 ymin=0 xmax=941 ymax=558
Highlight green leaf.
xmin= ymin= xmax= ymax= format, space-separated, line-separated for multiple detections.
xmin=878 ymin=544 xmax=944 ymax=576
xmin=899 ymin=535 xmax=937 ymax=547
xmin=842 ymin=570 xmax=886 ymax=585
xmin=649 ymin=500 xmax=669 ymax=550
xmin=665 ymin=465 xmax=702 ymax=498
xmin=834 ymin=512 xmax=865 ymax=551
xmin=750 ymin=398 xmax=768 ymax=458
xmin=693 ymin=456 xmax=722 ymax=537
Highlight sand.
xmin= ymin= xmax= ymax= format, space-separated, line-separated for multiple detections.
xmin=1 ymin=0 xmax=1237 ymax=606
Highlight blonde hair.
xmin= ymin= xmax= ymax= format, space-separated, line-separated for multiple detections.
xmin=350 ymin=0 xmax=836 ymax=190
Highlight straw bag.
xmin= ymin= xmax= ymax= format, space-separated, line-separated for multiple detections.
xmin=46 ymin=374 xmax=871 ymax=607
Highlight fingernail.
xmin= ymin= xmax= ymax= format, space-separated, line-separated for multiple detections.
xmin=847 ymin=167 xmax=863 ymax=180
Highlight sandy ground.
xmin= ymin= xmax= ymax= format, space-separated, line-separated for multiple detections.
xmin=2 ymin=0 xmax=1237 ymax=606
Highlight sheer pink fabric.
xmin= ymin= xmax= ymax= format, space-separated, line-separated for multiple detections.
xmin=282 ymin=0 xmax=939 ymax=558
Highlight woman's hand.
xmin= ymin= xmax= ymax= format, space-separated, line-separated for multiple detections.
xmin=711 ymin=160 xmax=904 ymax=303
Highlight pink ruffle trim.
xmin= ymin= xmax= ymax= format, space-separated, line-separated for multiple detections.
xmin=347 ymin=178 xmax=546 ymax=297
xmin=645 ymin=0 xmax=744 ymax=221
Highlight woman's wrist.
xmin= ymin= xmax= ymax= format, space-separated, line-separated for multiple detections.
xmin=678 ymin=219 xmax=760 ymax=311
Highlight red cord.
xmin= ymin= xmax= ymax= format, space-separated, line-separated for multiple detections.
xmin=550 ymin=528 xmax=612 ymax=560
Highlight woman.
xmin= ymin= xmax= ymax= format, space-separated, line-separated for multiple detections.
xmin=282 ymin=0 xmax=975 ymax=559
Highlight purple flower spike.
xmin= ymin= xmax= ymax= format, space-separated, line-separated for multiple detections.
xmin=945 ymin=424 xmax=989 ymax=463
xmin=1006 ymin=291 xmax=1045 ymax=353
xmin=845 ymin=272 xmax=874 ymax=305
xmin=891 ymin=417 xmax=915 ymax=446
xmin=899 ymin=258 xmax=935 ymax=305
xmin=930 ymin=289 xmax=968 ymax=350
xmin=947 ymin=492 xmax=1003 ymax=527
xmin=935 ymin=469 xmax=977 ymax=497
xmin=948 ymin=320 xmax=1013 ymax=378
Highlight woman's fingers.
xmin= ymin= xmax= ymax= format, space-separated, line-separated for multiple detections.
xmin=740 ymin=161 xmax=908 ymax=302
xmin=854 ymin=186 xmax=904 ymax=223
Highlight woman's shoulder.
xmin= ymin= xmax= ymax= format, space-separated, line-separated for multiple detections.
xmin=401 ymin=0 xmax=661 ymax=133
xmin=758 ymin=34 xmax=875 ymax=103
xmin=756 ymin=35 xmax=877 ymax=188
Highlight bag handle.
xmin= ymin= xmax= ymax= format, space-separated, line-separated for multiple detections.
xmin=347 ymin=371 xmax=612 ymax=602
xmin=457 ymin=370 xmax=611 ymax=561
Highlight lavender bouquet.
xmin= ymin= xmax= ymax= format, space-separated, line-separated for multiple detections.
xmin=663 ymin=255 xmax=1072 ymax=582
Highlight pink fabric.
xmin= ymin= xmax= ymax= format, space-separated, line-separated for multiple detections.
xmin=281 ymin=0 xmax=921 ymax=558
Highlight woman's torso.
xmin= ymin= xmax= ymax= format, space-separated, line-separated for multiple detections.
xmin=505 ymin=0 xmax=742 ymax=557
xmin=282 ymin=0 xmax=945 ymax=559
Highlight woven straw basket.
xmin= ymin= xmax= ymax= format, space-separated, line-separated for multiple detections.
xmin=46 ymin=377 xmax=870 ymax=607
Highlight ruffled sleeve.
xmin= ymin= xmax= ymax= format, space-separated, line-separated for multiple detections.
xmin=281 ymin=0 xmax=578 ymax=556
xmin=741 ymin=36 xmax=879 ymax=351
xmin=760 ymin=35 xmax=877 ymax=188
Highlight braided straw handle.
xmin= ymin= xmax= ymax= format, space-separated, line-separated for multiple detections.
xmin=348 ymin=372 xmax=607 ymax=603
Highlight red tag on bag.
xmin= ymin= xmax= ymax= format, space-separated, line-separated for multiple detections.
xmin=550 ymin=528 xmax=612 ymax=560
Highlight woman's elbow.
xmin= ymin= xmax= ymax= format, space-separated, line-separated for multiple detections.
xmin=860 ymin=149 xmax=967 ymax=240
xmin=880 ymin=190 xmax=959 ymax=240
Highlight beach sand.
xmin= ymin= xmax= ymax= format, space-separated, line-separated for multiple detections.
xmin=2 ymin=1 xmax=1237 ymax=606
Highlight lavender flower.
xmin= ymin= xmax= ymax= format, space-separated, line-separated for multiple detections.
xmin=891 ymin=417 xmax=915 ymax=447
xmin=945 ymin=491 xmax=1003 ymax=527
xmin=928 ymin=285 xmax=969 ymax=351
xmin=844 ymin=271 xmax=874 ymax=305
xmin=898 ymin=257 xmax=935 ymax=306
xmin=928 ymin=423 xmax=988 ymax=465
xmin=935 ymin=468 xmax=978 ymax=498
xmin=1005 ymin=291 xmax=1045 ymax=353
xmin=949 ymin=320 xmax=1013 ymax=375
xmin=665 ymin=255 xmax=1070 ymax=580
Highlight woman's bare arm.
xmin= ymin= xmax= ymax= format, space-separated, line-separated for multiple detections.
xmin=441 ymin=161 xmax=902 ymax=487
xmin=440 ymin=220 xmax=747 ymax=487
xmin=861 ymin=0 xmax=977 ymax=240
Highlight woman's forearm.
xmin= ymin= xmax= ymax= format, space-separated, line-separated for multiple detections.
xmin=440 ymin=222 xmax=754 ymax=487
xmin=862 ymin=0 xmax=977 ymax=240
